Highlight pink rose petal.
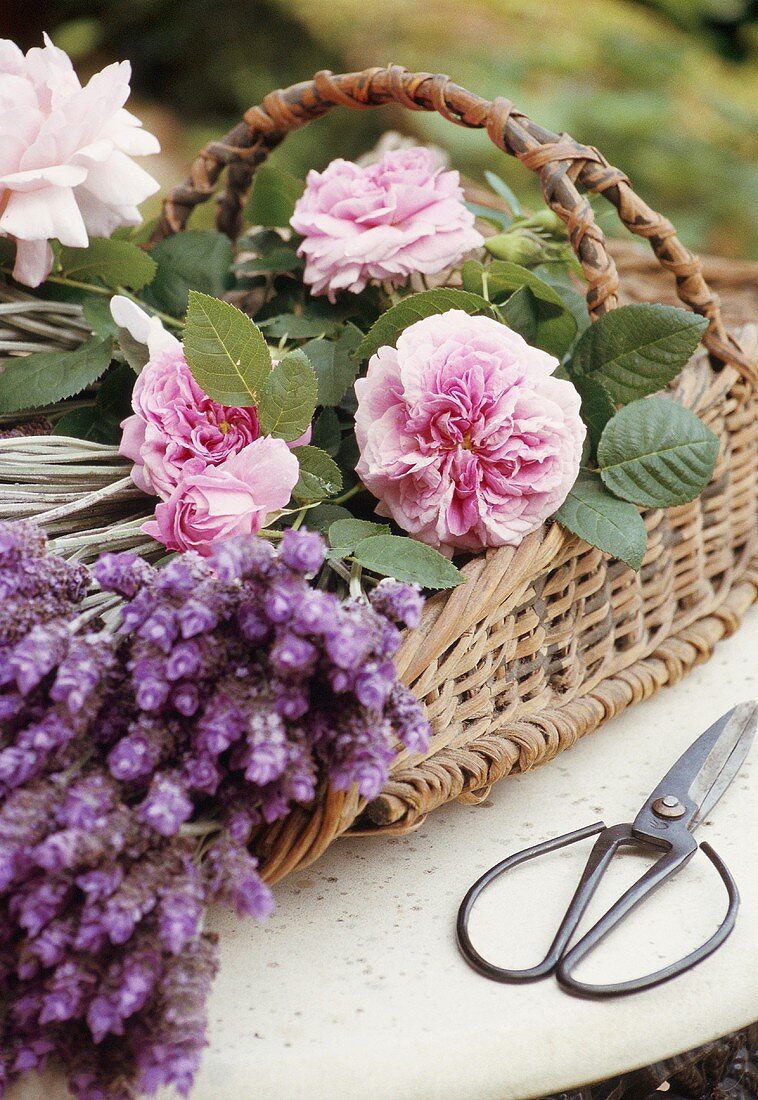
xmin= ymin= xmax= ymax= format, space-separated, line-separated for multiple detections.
xmin=354 ymin=310 xmax=586 ymax=554
xmin=290 ymin=147 xmax=483 ymax=301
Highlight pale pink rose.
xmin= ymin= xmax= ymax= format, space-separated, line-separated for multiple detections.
xmin=142 ymin=438 xmax=300 ymax=556
xmin=120 ymin=340 xmax=311 ymax=499
xmin=120 ymin=346 xmax=262 ymax=499
xmin=354 ymin=310 xmax=585 ymax=554
xmin=290 ymin=147 xmax=483 ymax=301
xmin=0 ymin=35 xmax=159 ymax=287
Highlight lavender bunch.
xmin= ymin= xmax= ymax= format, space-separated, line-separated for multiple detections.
xmin=0 ymin=522 xmax=430 ymax=1099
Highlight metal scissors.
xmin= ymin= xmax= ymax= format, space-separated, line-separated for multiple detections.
xmin=457 ymin=702 xmax=757 ymax=998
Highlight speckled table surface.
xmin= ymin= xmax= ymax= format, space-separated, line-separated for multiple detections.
xmin=13 ymin=608 xmax=758 ymax=1100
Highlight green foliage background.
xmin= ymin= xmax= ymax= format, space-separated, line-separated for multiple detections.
xmin=5 ymin=0 xmax=757 ymax=257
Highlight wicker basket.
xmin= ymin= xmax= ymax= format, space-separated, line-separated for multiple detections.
xmin=153 ymin=66 xmax=757 ymax=881
xmin=3 ymin=67 xmax=755 ymax=886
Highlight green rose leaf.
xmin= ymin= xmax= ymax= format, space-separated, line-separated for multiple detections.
xmin=95 ymin=362 xmax=135 ymax=432
xmin=484 ymin=170 xmax=522 ymax=215
xmin=117 ymin=328 xmax=150 ymax=374
xmin=81 ymin=298 xmax=149 ymax=372
xmin=302 ymin=323 xmax=363 ymax=406
xmin=532 ymin=263 xmax=591 ymax=334
xmin=258 ymin=313 xmax=342 ymax=339
xmin=569 ymin=304 xmax=708 ymax=404
xmin=296 ymin=503 xmax=354 ymax=536
xmin=328 ymin=518 xmax=391 ymax=556
xmin=465 ymin=201 xmax=512 ymax=231
xmin=0 ymin=337 xmax=113 ymax=414
xmin=462 ymin=260 xmax=577 ymax=358
xmin=310 ymin=407 xmax=342 ymax=455
xmin=292 ymin=445 xmax=343 ymax=502
xmin=357 ymin=288 xmax=493 ymax=362
xmin=257 ymin=349 xmax=318 ymax=441
xmin=236 ymin=248 xmax=304 ymax=275
xmin=499 ymin=286 xmax=538 ymax=344
xmin=82 ymin=297 xmax=120 ymax=340
xmin=143 ymin=230 xmax=234 ymax=316
xmin=572 ymin=373 xmax=617 ymax=455
xmin=597 ymin=396 xmax=720 ymax=508
xmin=58 ymin=238 xmax=157 ymax=291
xmin=54 ymin=363 xmax=134 ymax=445
xmin=53 ymin=407 xmax=111 ymax=443
xmin=183 ymin=290 xmax=272 ymax=406
xmin=245 ymin=164 xmax=305 ymax=228
xmin=350 ymin=534 xmax=465 ymax=589
xmin=554 ymin=470 xmax=648 ymax=571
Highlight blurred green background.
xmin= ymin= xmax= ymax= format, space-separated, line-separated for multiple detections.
xmin=4 ymin=0 xmax=757 ymax=257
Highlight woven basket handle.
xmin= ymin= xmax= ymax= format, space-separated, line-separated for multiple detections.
xmin=154 ymin=65 xmax=753 ymax=379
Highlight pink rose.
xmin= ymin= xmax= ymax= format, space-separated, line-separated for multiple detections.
xmin=0 ymin=36 xmax=159 ymax=287
xmin=121 ymin=346 xmax=262 ymax=499
xmin=354 ymin=310 xmax=585 ymax=553
xmin=121 ymin=344 xmax=310 ymax=499
xmin=142 ymin=437 xmax=299 ymax=556
xmin=290 ymin=147 xmax=483 ymax=301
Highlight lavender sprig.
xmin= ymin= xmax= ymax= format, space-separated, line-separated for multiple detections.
xmin=0 ymin=521 xmax=430 ymax=1098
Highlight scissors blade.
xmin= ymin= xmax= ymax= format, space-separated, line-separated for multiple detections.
xmin=689 ymin=702 xmax=757 ymax=828
xmin=634 ymin=702 xmax=757 ymax=834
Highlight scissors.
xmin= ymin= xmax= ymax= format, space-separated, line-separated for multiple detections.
xmin=457 ymin=702 xmax=757 ymax=998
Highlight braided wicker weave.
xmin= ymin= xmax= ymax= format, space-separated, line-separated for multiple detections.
xmin=112 ymin=67 xmax=758 ymax=876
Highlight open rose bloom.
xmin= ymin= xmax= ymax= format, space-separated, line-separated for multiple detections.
xmin=355 ymin=310 xmax=585 ymax=554
xmin=115 ymin=300 xmax=309 ymax=556
xmin=290 ymin=147 xmax=483 ymax=300
xmin=142 ymin=440 xmax=300 ymax=557
xmin=0 ymin=35 xmax=159 ymax=287
xmin=120 ymin=346 xmax=263 ymax=500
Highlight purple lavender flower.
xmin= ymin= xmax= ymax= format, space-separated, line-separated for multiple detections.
xmin=324 ymin=610 xmax=374 ymax=670
xmin=38 ymin=958 xmax=98 ymax=1024
xmin=290 ymin=587 xmax=338 ymax=636
xmin=177 ymin=598 xmax=219 ymax=639
xmin=137 ymin=775 xmax=193 ymax=837
xmin=270 ymin=632 xmax=318 ymax=676
xmin=86 ymin=943 xmax=160 ymax=1042
xmin=385 ymin=682 xmax=432 ymax=755
xmin=209 ymin=533 xmax=275 ymax=582
xmin=369 ymin=578 xmax=425 ymax=629
xmin=139 ymin=606 xmax=179 ymax=654
xmin=136 ymin=935 xmax=219 ymax=1097
xmin=205 ymin=837 xmax=274 ymax=920
xmin=158 ymin=858 xmax=204 ymax=955
xmin=279 ymin=527 xmax=326 ymax=576
xmin=165 ymin=640 xmax=202 ymax=681
xmin=0 ymin=522 xmax=429 ymax=1100
xmin=58 ymin=775 xmax=117 ymax=830
xmin=236 ymin=599 xmax=270 ymax=643
xmin=8 ymin=622 xmax=70 ymax=694
xmin=92 ymin=551 xmax=153 ymax=598
xmin=172 ymin=682 xmax=200 ymax=717
xmin=49 ymin=635 xmax=115 ymax=716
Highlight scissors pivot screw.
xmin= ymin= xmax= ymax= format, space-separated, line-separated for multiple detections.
xmin=652 ymin=795 xmax=686 ymax=819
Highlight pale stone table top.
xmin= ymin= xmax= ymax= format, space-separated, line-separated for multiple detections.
xmin=13 ymin=608 xmax=758 ymax=1100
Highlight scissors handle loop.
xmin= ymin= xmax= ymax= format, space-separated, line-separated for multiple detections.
xmin=457 ymin=823 xmax=739 ymax=996
xmin=456 ymin=820 xmax=608 ymax=983
xmin=557 ymin=841 xmax=739 ymax=997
